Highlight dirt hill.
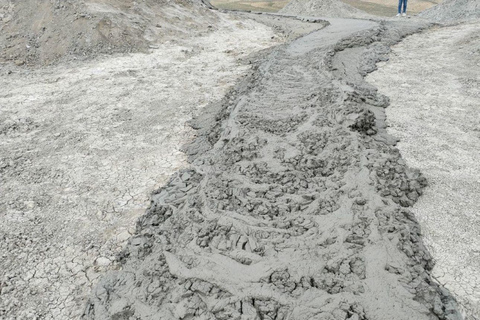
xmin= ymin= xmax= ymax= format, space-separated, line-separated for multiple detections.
xmin=0 ymin=0 xmax=218 ymax=66
xmin=280 ymin=0 xmax=371 ymax=19
xmin=420 ymin=0 xmax=480 ymax=22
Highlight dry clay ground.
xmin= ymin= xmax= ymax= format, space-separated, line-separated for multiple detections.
xmin=367 ymin=22 xmax=480 ymax=319
xmin=343 ymin=0 xmax=441 ymax=16
xmin=0 ymin=16 xmax=279 ymax=320
xmin=210 ymin=0 xmax=440 ymax=16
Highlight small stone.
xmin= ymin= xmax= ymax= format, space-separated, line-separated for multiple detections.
xmin=406 ymin=191 xmax=418 ymax=201
xmin=349 ymin=314 xmax=360 ymax=320
xmin=95 ymin=257 xmax=111 ymax=267
xmin=433 ymin=295 xmax=444 ymax=316
xmin=14 ymin=59 xmax=24 ymax=66
xmin=355 ymin=198 xmax=367 ymax=205
xmin=181 ymin=172 xmax=191 ymax=181
xmin=116 ymin=230 xmax=131 ymax=242
xmin=399 ymin=198 xmax=411 ymax=207
xmin=217 ymin=240 xmax=227 ymax=251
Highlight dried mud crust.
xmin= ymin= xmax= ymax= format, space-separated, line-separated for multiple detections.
xmin=232 ymin=12 xmax=330 ymax=42
xmin=368 ymin=22 xmax=480 ymax=319
xmin=85 ymin=19 xmax=462 ymax=320
xmin=0 ymin=17 xmax=279 ymax=320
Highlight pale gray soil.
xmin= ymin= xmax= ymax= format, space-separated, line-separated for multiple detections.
xmin=367 ymin=22 xmax=480 ymax=319
xmin=420 ymin=0 xmax=480 ymax=22
xmin=1 ymin=0 xmax=474 ymax=319
xmin=85 ymin=17 xmax=461 ymax=320
xmin=0 ymin=16 xmax=279 ymax=320
xmin=233 ymin=12 xmax=329 ymax=40
xmin=280 ymin=0 xmax=371 ymax=19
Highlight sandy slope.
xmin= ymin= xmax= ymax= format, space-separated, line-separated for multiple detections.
xmin=420 ymin=0 xmax=480 ymax=22
xmin=0 ymin=15 xmax=279 ymax=320
xmin=280 ymin=0 xmax=371 ymax=19
xmin=343 ymin=0 xmax=441 ymax=16
xmin=368 ymin=22 xmax=480 ymax=319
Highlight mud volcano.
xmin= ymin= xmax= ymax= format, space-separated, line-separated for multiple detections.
xmin=84 ymin=17 xmax=462 ymax=320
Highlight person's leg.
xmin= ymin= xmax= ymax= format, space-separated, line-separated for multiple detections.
xmin=398 ymin=0 xmax=402 ymax=14
xmin=403 ymin=0 xmax=408 ymax=13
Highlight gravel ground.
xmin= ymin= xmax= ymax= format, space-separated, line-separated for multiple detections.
xmin=0 ymin=15 xmax=279 ymax=320
xmin=367 ymin=22 xmax=480 ymax=319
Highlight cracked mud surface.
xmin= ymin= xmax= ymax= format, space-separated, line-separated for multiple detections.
xmin=368 ymin=22 xmax=480 ymax=319
xmin=85 ymin=18 xmax=463 ymax=320
xmin=0 ymin=16 xmax=279 ymax=320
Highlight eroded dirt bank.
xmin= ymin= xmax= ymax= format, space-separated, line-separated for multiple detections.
xmin=368 ymin=22 xmax=480 ymax=319
xmin=0 ymin=16 xmax=279 ymax=320
xmin=85 ymin=18 xmax=462 ymax=320
xmin=0 ymin=0 xmax=219 ymax=66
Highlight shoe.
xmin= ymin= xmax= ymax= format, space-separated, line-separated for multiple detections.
xmin=396 ymin=13 xmax=401 ymax=17
xmin=402 ymin=13 xmax=407 ymax=16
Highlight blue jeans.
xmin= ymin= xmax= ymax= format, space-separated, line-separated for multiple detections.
xmin=398 ymin=0 xmax=407 ymax=13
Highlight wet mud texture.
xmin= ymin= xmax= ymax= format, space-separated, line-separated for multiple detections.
xmin=85 ymin=18 xmax=462 ymax=320
xmin=0 ymin=18 xmax=278 ymax=319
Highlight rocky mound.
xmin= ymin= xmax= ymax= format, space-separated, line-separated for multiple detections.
xmin=420 ymin=0 xmax=480 ymax=22
xmin=279 ymin=0 xmax=370 ymax=19
xmin=0 ymin=0 xmax=218 ymax=66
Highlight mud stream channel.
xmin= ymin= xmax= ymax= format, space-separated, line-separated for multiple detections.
xmin=85 ymin=17 xmax=464 ymax=320
xmin=0 ymin=11 xmax=474 ymax=320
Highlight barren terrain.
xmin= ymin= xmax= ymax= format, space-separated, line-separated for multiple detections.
xmin=85 ymin=16 xmax=462 ymax=320
xmin=0 ymin=15 xmax=279 ymax=320
xmin=368 ymin=21 xmax=480 ymax=319
xmin=210 ymin=0 xmax=441 ymax=16
xmin=1 ymin=0 xmax=479 ymax=319
xmin=0 ymin=0 xmax=218 ymax=66
xmin=210 ymin=0 xmax=290 ymax=12
xmin=421 ymin=0 xmax=480 ymax=21
xmin=344 ymin=0 xmax=441 ymax=16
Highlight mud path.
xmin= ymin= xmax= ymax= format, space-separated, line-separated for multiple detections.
xmin=86 ymin=18 xmax=462 ymax=319
xmin=368 ymin=22 xmax=480 ymax=319
xmin=0 ymin=17 xmax=278 ymax=320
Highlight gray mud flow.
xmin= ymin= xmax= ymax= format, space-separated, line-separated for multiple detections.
xmin=84 ymin=18 xmax=463 ymax=320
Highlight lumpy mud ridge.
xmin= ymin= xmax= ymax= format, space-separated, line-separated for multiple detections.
xmin=1 ymin=0 xmax=479 ymax=319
